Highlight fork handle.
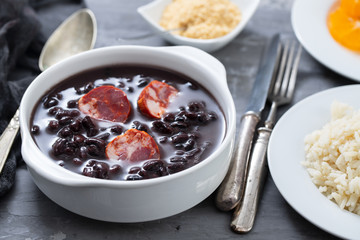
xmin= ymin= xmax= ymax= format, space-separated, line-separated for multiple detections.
xmin=231 ymin=126 xmax=271 ymax=233
xmin=215 ymin=111 xmax=259 ymax=211
xmin=0 ymin=109 xmax=20 ymax=174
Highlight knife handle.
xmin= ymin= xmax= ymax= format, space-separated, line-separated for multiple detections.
xmin=231 ymin=126 xmax=271 ymax=233
xmin=215 ymin=111 xmax=259 ymax=211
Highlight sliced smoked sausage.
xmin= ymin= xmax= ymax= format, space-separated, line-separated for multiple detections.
xmin=137 ymin=80 xmax=178 ymax=119
xmin=78 ymin=85 xmax=131 ymax=122
xmin=106 ymin=128 xmax=160 ymax=162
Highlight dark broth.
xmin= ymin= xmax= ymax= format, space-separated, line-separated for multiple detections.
xmin=31 ymin=65 xmax=226 ymax=180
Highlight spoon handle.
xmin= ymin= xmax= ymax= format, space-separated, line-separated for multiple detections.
xmin=0 ymin=109 xmax=20 ymax=174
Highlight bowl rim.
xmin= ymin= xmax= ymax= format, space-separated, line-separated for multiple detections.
xmin=20 ymin=45 xmax=236 ymax=188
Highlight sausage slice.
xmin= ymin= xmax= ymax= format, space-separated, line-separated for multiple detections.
xmin=78 ymin=85 xmax=131 ymax=122
xmin=106 ymin=129 xmax=160 ymax=162
xmin=137 ymin=80 xmax=178 ymax=119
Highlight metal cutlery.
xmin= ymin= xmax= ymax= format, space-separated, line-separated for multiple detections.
xmin=231 ymin=40 xmax=302 ymax=233
xmin=216 ymin=34 xmax=282 ymax=211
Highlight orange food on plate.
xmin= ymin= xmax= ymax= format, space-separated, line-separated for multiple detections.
xmin=105 ymin=128 xmax=160 ymax=162
xmin=340 ymin=0 xmax=360 ymax=18
xmin=78 ymin=85 xmax=131 ymax=122
xmin=327 ymin=0 xmax=360 ymax=51
xmin=137 ymin=80 xmax=178 ymax=119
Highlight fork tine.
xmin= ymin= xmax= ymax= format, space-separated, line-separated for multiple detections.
xmin=280 ymin=41 xmax=296 ymax=97
xmin=286 ymin=44 xmax=302 ymax=99
xmin=272 ymin=40 xmax=289 ymax=96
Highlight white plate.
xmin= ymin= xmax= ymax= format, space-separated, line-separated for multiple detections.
xmin=268 ymin=85 xmax=360 ymax=239
xmin=137 ymin=0 xmax=259 ymax=52
xmin=291 ymin=0 xmax=360 ymax=82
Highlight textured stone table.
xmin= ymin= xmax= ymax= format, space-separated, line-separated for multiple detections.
xmin=0 ymin=0 xmax=353 ymax=239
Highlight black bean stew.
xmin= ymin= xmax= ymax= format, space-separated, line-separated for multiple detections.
xmin=30 ymin=65 xmax=225 ymax=181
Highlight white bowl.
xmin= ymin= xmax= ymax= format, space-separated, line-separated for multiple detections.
xmin=19 ymin=45 xmax=236 ymax=222
xmin=137 ymin=0 xmax=260 ymax=52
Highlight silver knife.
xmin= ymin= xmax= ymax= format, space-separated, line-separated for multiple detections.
xmin=215 ymin=34 xmax=281 ymax=211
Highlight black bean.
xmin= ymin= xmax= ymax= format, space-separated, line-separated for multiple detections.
xmin=86 ymin=128 xmax=99 ymax=137
xmin=110 ymin=164 xmax=121 ymax=174
xmin=117 ymin=82 xmax=125 ymax=88
xmin=175 ymin=144 xmax=183 ymax=149
xmin=171 ymin=133 xmax=189 ymax=144
xmin=52 ymin=138 xmax=67 ymax=155
xmin=188 ymin=101 xmax=205 ymax=112
xmin=47 ymin=120 xmax=59 ymax=131
xmin=82 ymin=161 xmax=110 ymax=179
xmin=127 ymin=175 xmax=142 ymax=181
xmin=64 ymin=146 xmax=75 ymax=155
xmin=43 ymin=98 xmax=58 ymax=109
xmin=168 ymin=162 xmax=186 ymax=174
xmin=85 ymin=138 xmax=106 ymax=149
xmin=186 ymin=81 xmax=198 ymax=90
xmin=197 ymin=112 xmax=209 ymax=124
xmin=170 ymin=121 xmax=188 ymax=129
xmin=87 ymin=144 xmax=101 ymax=156
xmin=163 ymin=113 xmax=175 ymax=122
xmin=188 ymin=132 xmax=201 ymax=139
xmin=58 ymin=126 xmax=73 ymax=138
xmin=58 ymin=116 xmax=73 ymax=125
xmin=67 ymin=100 xmax=78 ymax=108
xmin=142 ymin=160 xmax=164 ymax=172
xmin=184 ymin=138 xmax=196 ymax=151
xmin=175 ymin=150 xmax=185 ymax=155
xmin=128 ymin=166 xmax=141 ymax=174
xmin=73 ymin=134 xmax=86 ymax=144
xmin=96 ymin=132 xmax=110 ymax=140
xmin=132 ymin=121 xmax=148 ymax=132
xmin=184 ymin=147 xmax=201 ymax=159
xmin=137 ymin=78 xmax=149 ymax=87
xmin=82 ymin=116 xmax=95 ymax=129
xmin=185 ymin=112 xmax=197 ymax=120
xmin=74 ymin=86 xmax=83 ymax=94
xmin=69 ymin=110 xmax=80 ymax=117
xmin=159 ymin=136 xmax=167 ymax=143
xmin=126 ymin=87 xmax=134 ymax=93
xmin=31 ymin=125 xmax=40 ymax=135
xmin=55 ymin=109 xmax=71 ymax=120
xmin=110 ymin=125 xmax=122 ymax=134
xmin=79 ymin=146 xmax=88 ymax=159
xmin=69 ymin=119 xmax=82 ymax=132
xmin=58 ymin=161 xmax=65 ymax=167
xmin=73 ymin=158 xmax=82 ymax=165
xmin=66 ymin=139 xmax=78 ymax=149
xmin=48 ymin=107 xmax=62 ymax=115
xmin=175 ymin=115 xmax=185 ymax=122
xmin=84 ymin=82 xmax=94 ymax=93
xmin=54 ymin=93 xmax=63 ymax=100
xmin=170 ymin=156 xmax=187 ymax=162
xmin=152 ymin=120 xmax=173 ymax=134
xmin=208 ymin=111 xmax=218 ymax=120
xmin=138 ymin=169 xmax=149 ymax=178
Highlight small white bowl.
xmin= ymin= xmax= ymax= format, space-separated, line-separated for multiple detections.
xmin=19 ymin=45 xmax=236 ymax=222
xmin=137 ymin=0 xmax=260 ymax=52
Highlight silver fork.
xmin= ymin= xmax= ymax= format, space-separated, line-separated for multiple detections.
xmin=231 ymin=40 xmax=302 ymax=233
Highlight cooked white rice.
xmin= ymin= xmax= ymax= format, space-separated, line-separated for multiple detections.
xmin=303 ymin=101 xmax=360 ymax=214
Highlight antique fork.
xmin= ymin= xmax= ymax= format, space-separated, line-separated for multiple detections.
xmin=231 ymin=40 xmax=302 ymax=233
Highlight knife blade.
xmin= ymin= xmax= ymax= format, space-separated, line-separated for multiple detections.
xmin=215 ymin=34 xmax=281 ymax=211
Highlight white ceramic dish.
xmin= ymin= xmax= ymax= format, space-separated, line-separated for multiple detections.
xmin=137 ymin=0 xmax=260 ymax=52
xmin=292 ymin=0 xmax=360 ymax=82
xmin=19 ymin=45 xmax=236 ymax=222
xmin=268 ymin=85 xmax=360 ymax=239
